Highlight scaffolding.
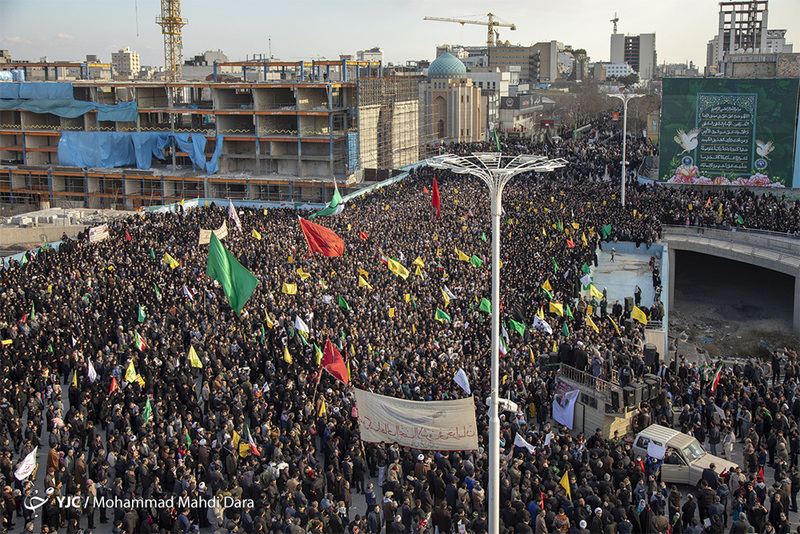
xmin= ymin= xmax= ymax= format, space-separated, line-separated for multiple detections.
xmin=356 ymin=78 xmax=432 ymax=177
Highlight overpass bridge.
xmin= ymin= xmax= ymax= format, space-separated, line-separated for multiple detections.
xmin=662 ymin=225 xmax=800 ymax=334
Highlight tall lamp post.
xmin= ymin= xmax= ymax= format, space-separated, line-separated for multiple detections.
xmin=426 ymin=153 xmax=567 ymax=534
xmin=609 ymin=92 xmax=643 ymax=206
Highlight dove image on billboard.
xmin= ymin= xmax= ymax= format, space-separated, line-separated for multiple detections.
xmin=659 ymin=78 xmax=800 ymax=188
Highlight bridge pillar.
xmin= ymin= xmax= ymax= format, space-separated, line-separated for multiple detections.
xmin=795 ymin=275 xmax=800 ymax=335
xmin=668 ymin=247 xmax=676 ymax=313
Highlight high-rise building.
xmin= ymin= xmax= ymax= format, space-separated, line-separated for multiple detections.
xmin=357 ymin=47 xmax=383 ymax=63
xmin=488 ymin=42 xmax=569 ymax=84
xmin=111 ymin=46 xmax=140 ymax=78
xmin=609 ymin=33 xmax=656 ymax=80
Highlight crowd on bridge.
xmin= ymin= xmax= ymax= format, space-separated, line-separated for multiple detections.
xmin=0 ymin=123 xmax=798 ymax=534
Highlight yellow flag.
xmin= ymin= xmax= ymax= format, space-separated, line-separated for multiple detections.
xmin=358 ymin=275 xmax=373 ymax=290
xmin=72 ymin=370 xmax=78 ymax=387
xmin=385 ymin=204 xmax=390 ymax=211
xmin=47 ymin=284 xmax=52 ymax=294
xmin=582 ymin=233 xmax=588 ymax=247
xmin=413 ymin=256 xmax=424 ymax=267
xmin=283 ymin=345 xmax=292 ymax=364
xmin=571 ymin=222 xmax=580 ymax=230
xmin=265 ymin=314 xmax=274 ymax=329
xmin=125 ymin=361 xmax=137 ymax=383
xmin=296 ymin=268 xmax=311 ymax=280
xmin=415 ymin=265 xmax=424 ymax=278
xmin=587 ymin=305 xmax=594 ymax=315
xmin=549 ymin=302 xmax=564 ymax=316
xmin=387 ymin=258 xmax=409 ymax=280
xmin=347 ymin=223 xmax=352 ymax=231
xmin=590 ymin=285 xmax=604 ymax=300
xmin=537 ymin=307 xmax=545 ymax=320
xmin=441 ymin=288 xmax=450 ymax=308
xmin=263 ymin=209 xmax=268 ymax=216
xmin=163 ymin=252 xmax=179 ymax=269
xmin=0 ymin=339 xmax=11 ymax=346
xmin=542 ymin=280 xmax=552 ymax=292
xmin=282 ymin=283 xmax=298 ymax=295
xmin=455 ymin=247 xmax=470 ymax=262
xmin=608 ymin=316 xmax=621 ymax=335
xmin=251 ymin=229 xmax=261 ymax=240
xmin=188 ymin=346 xmax=203 ymax=368
xmin=586 ymin=316 xmax=599 ymax=333
xmin=318 ymin=399 xmax=327 ymax=416
xmin=405 ymin=293 xmax=411 ymax=303
xmin=560 ymin=471 xmax=572 ymax=501
xmin=412 ymin=324 xmax=416 ymax=334
xmin=359 ymin=267 xmax=369 ymax=277
xmin=437 ymin=248 xmax=442 ymax=257
xmin=180 ymin=198 xmax=185 ymax=207
xmin=499 ymin=260 xmax=503 ymax=269
xmin=388 ymin=308 xmax=396 ymax=318
xmin=287 ymin=255 xmax=294 ymax=264
xmin=232 ymin=430 xmax=241 ymax=453
xmin=632 ymin=306 xmax=648 ymax=325
xmin=529 ymin=347 xmax=536 ymax=363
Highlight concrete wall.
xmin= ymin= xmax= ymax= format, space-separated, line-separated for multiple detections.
xmin=0 ymin=225 xmax=86 ymax=246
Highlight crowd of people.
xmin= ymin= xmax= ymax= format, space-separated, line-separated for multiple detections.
xmin=0 ymin=125 xmax=798 ymax=534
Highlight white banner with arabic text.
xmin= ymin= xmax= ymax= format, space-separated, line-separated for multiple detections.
xmin=198 ymin=221 xmax=229 ymax=245
xmin=354 ymin=389 xmax=478 ymax=451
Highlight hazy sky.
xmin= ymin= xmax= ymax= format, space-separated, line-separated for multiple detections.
xmin=1 ymin=0 xmax=798 ymax=69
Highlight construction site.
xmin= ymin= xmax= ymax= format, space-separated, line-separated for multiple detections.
xmin=0 ymin=0 xmax=430 ymax=211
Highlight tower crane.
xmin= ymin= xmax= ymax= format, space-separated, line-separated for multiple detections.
xmin=610 ymin=12 xmax=619 ymax=34
xmin=156 ymin=0 xmax=188 ymax=81
xmin=423 ymin=13 xmax=516 ymax=48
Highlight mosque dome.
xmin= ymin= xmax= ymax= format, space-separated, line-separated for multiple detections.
xmin=428 ymin=52 xmax=467 ymax=78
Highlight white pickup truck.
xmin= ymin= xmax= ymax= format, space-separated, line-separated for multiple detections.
xmin=631 ymin=424 xmax=738 ymax=487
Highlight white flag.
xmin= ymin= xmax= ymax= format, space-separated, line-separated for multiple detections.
xmin=580 ymin=274 xmax=592 ymax=287
xmin=443 ymin=286 xmax=457 ymax=301
xmin=533 ymin=315 xmax=553 ymax=334
xmin=14 ymin=447 xmax=37 ymax=481
xmin=183 ymin=284 xmax=194 ymax=301
xmin=514 ymin=433 xmax=536 ymax=454
xmin=228 ymin=199 xmax=242 ymax=231
xmin=72 ymin=336 xmax=78 ymax=347
xmin=87 ymin=360 xmax=97 ymax=383
xmin=294 ymin=315 xmax=310 ymax=337
xmin=453 ymin=368 xmax=471 ymax=395
xmin=501 ymin=324 xmax=509 ymax=344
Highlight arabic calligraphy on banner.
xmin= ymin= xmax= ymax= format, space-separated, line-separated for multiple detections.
xmin=696 ymin=93 xmax=757 ymax=174
xmin=198 ymin=221 xmax=229 ymax=245
xmin=353 ymin=389 xmax=479 ymax=451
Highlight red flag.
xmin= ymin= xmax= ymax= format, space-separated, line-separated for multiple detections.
xmin=566 ymin=239 xmax=575 ymax=248
xmin=109 ymin=377 xmax=119 ymax=394
xmin=321 ymin=337 xmax=349 ymax=385
xmin=298 ymin=218 xmax=344 ymax=257
xmin=711 ymin=364 xmax=723 ymax=394
xmin=757 ymin=466 xmax=764 ymax=482
xmin=359 ymin=231 xmax=369 ymax=241
xmin=125 ymin=230 xmax=131 ymax=241
xmin=431 ymin=178 xmax=441 ymax=220
xmin=423 ymin=186 xmax=429 ymax=194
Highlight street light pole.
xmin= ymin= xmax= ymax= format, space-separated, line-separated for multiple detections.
xmin=426 ymin=153 xmax=567 ymax=534
xmin=610 ymin=92 xmax=643 ymax=207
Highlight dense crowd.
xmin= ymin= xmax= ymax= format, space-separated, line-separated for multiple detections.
xmin=0 ymin=126 xmax=799 ymax=534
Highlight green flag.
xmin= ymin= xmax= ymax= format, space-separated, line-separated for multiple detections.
xmin=338 ymin=295 xmax=351 ymax=310
xmin=153 ymin=283 xmax=161 ymax=298
xmin=581 ymin=262 xmax=591 ymax=275
xmin=493 ymin=129 xmax=501 ymax=151
xmin=565 ymin=304 xmax=574 ymax=320
xmin=137 ymin=304 xmax=146 ymax=323
xmin=552 ymin=258 xmax=559 ymax=273
xmin=601 ymin=224 xmax=612 ymax=239
xmin=20 ymin=255 xmax=27 ymax=266
xmin=481 ymin=233 xmax=487 ymax=242
xmin=435 ymin=308 xmax=451 ymax=323
xmin=557 ymin=220 xmax=564 ymax=232
xmin=149 ymin=247 xmax=156 ymax=260
xmin=311 ymin=182 xmax=343 ymax=218
xmin=206 ymin=233 xmax=259 ymax=314
xmin=736 ymin=214 xmax=744 ymax=225
xmin=142 ymin=397 xmax=152 ymax=425
xmin=561 ymin=322 xmax=570 ymax=337
xmin=470 ymin=255 xmax=484 ymax=268
xmin=479 ymin=298 xmax=492 ymax=314
xmin=543 ymin=287 xmax=553 ymax=300
xmin=31 ymin=302 xmax=36 ymax=321
xmin=509 ymin=318 xmax=526 ymax=337
xmin=260 ymin=325 xmax=266 ymax=346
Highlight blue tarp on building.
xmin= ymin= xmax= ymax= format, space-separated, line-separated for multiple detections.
xmin=0 ymin=82 xmax=74 ymax=100
xmin=57 ymin=132 xmax=223 ymax=174
xmin=0 ymin=99 xmax=138 ymax=122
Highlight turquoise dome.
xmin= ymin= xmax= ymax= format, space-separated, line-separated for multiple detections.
xmin=428 ymin=52 xmax=467 ymax=78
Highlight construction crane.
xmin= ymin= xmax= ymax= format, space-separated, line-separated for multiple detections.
xmin=610 ymin=12 xmax=619 ymax=34
xmin=156 ymin=0 xmax=188 ymax=81
xmin=424 ymin=13 xmax=516 ymax=48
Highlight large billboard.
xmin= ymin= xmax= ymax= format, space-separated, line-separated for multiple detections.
xmin=659 ymin=78 xmax=800 ymax=188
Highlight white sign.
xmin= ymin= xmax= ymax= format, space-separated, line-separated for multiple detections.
xmin=198 ymin=221 xmax=229 ymax=245
xmin=14 ymin=447 xmax=37 ymax=480
xmin=514 ymin=433 xmax=536 ymax=454
xmin=354 ymin=389 xmax=478 ymax=451
xmin=88 ymin=224 xmax=109 ymax=243
xmin=552 ymin=389 xmax=580 ymax=429
xmin=647 ymin=442 xmax=667 ymax=460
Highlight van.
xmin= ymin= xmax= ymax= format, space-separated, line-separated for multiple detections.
xmin=631 ymin=424 xmax=738 ymax=486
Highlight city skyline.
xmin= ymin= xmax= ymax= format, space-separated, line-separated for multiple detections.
xmin=1 ymin=0 xmax=799 ymax=71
